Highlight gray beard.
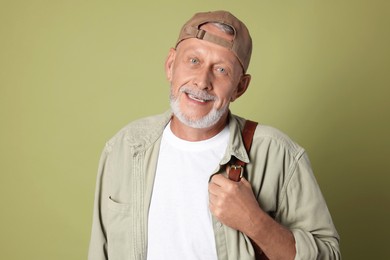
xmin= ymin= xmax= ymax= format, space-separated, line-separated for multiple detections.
xmin=169 ymin=87 xmax=228 ymax=129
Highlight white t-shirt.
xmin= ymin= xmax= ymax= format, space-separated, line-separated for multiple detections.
xmin=147 ymin=123 xmax=229 ymax=260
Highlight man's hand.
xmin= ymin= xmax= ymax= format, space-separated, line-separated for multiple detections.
xmin=208 ymin=173 xmax=296 ymax=260
xmin=208 ymin=173 xmax=262 ymax=233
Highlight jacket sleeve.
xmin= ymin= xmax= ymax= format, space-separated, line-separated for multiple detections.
xmin=278 ymin=153 xmax=341 ymax=260
xmin=88 ymin=145 xmax=111 ymax=260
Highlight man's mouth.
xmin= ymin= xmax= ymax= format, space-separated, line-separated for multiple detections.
xmin=180 ymin=87 xmax=216 ymax=104
xmin=187 ymin=93 xmax=207 ymax=103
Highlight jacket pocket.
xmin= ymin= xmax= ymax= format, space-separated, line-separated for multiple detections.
xmin=107 ymin=196 xmax=132 ymax=260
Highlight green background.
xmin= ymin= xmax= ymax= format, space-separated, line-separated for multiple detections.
xmin=1 ymin=0 xmax=389 ymax=259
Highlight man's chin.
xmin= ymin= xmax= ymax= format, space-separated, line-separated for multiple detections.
xmin=173 ymin=109 xmax=227 ymax=129
xmin=170 ymin=95 xmax=228 ymax=129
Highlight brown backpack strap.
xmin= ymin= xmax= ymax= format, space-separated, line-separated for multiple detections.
xmin=242 ymin=120 xmax=258 ymax=152
xmin=227 ymin=120 xmax=258 ymax=182
xmin=227 ymin=120 xmax=269 ymax=259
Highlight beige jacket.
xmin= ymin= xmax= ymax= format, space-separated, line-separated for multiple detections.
xmin=88 ymin=110 xmax=340 ymax=260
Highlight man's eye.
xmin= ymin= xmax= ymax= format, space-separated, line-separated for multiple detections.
xmin=190 ymin=58 xmax=199 ymax=64
xmin=217 ymin=67 xmax=227 ymax=74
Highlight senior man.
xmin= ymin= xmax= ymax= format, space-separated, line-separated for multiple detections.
xmin=88 ymin=10 xmax=340 ymax=260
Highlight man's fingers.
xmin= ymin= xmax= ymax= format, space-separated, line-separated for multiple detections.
xmin=210 ymin=173 xmax=225 ymax=184
xmin=208 ymin=181 xmax=221 ymax=196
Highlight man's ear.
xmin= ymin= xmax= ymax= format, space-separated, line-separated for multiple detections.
xmin=232 ymin=74 xmax=251 ymax=102
xmin=165 ymin=48 xmax=176 ymax=82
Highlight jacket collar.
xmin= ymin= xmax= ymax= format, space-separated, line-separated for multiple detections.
xmin=125 ymin=110 xmax=250 ymax=164
xmin=221 ymin=112 xmax=250 ymax=165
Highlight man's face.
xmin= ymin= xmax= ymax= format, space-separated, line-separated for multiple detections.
xmin=165 ymin=23 xmax=250 ymax=129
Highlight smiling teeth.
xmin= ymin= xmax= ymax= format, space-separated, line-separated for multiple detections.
xmin=188 ymin=94 xmax=206 ymax=102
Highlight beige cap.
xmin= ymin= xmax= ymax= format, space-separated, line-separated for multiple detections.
xmin=176 ymin=10 xmax=252 ymax=73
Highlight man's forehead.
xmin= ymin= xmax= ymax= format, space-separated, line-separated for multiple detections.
xmin=176 ymin=38 xmax=242 ymax=69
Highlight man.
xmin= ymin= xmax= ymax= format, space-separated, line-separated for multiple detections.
xmin=88 ymin=10 xmax=340 ymax=260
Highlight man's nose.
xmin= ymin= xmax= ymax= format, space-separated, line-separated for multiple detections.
xmin=193 ymin=67 xmax=212 ymax=90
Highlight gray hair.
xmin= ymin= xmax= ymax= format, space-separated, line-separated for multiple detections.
xmin=210 ymin=22 xmax=235 ymax=35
